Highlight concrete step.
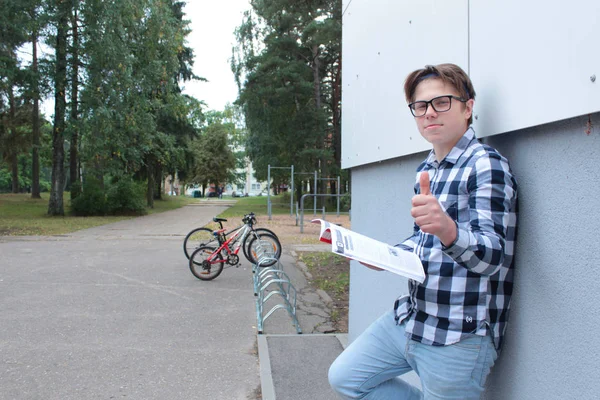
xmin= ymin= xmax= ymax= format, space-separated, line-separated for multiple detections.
xmin=258 ymin=334 xmax=347 ymax=400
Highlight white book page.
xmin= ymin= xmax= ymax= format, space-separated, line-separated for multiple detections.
xmin=311 ymin=219 xmax=425 ymax=283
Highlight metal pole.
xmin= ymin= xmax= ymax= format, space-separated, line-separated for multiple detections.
xmin=300 ymin=194 xmax=306 ymax=233
xmin=290 ymin=165 xmax=294 ymax=217
xmin=337 ymin=176 xmax=340 ymax=217
xmin=313 ymin=171 xmax=317 ymax=216
xmin=268 ymin=165 xmax=271 ymax=220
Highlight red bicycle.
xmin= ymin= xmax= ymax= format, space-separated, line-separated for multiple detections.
xmin=188 ymin=218 xmax=281 ymax=281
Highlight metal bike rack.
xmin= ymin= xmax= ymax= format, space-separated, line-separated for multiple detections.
xmin=252 ymin=241 xmax=302 ymax=334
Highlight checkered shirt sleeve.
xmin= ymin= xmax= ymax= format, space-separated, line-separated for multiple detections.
xmin=395 ymin=128 xmax=518 ymax=351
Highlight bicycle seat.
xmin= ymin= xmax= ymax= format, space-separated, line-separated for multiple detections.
xmin=213 ymin=217 xmax=228 ymax=223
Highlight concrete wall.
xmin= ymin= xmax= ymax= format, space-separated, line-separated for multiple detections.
xmin=349 ymin=112 xmax=600 ymax=398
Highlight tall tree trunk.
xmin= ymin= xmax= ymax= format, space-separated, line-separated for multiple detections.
xmin=48 ymin=1 xmax=69 ymax=216
xmin=154 ymin=163 xmax=162 ymax=200
xmin=146 ymin=160 xmax=154 ymax=208
xmin=31 ymin=19 xmax=41 ymax=199
xmin=312 ymin=44 xmax=321 ymax=111
xmin=69 ymin=4 xmax=79 ymax=189
xmin=8 ymin=85 xmax=19 ymax=194
xmin=312 ymin=44 xmax=327 ymax=206
xmin=10 ymin=154 xmax=19 ymax=193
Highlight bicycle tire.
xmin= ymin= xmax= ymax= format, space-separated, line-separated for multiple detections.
xmin=246 ymin=233 xmax=282 ymax=267
xmin=242 ymin=228 xmax=279 ymax=262
xmin=183 ymin=227 xmax=214 ymax=259
xmin=189 ymin=246 xmax=224 ymax=281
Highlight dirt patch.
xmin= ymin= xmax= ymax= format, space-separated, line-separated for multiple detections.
xmin=0 ymin=228 xmax=18 ymax=235
xmin=297 ymin=251 xmax=350 ymax=333
xmin=253 ymin=214 xmax=350 ymax=245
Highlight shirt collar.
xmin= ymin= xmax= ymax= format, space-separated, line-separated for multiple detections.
xmin=425 ymin=126 xmax=476 ymax=167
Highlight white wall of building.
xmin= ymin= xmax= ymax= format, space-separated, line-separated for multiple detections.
xmin=342 ymin=0 xmax=599 ymax=169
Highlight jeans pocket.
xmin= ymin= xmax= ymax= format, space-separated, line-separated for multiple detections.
xmin=471 ymin=336 xmax=497 ymax=387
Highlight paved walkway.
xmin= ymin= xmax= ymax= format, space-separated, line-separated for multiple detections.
xmin=0 ymin=205 xmax=344 ymax=400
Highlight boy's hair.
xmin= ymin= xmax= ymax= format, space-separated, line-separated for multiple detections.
xmin=404 ymin=63 xmax=476 ymax=125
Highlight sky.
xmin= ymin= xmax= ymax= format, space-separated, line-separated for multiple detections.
xmin=40 ymin=0 xmax=252 ymax=117
xmin=181 ymin=0 xmax=251 ymax=111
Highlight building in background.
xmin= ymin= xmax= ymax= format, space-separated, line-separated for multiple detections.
xmin=163 ymin=173 xmax=180 ymax=196
xmin=229 ymin=160 xmax=267 ymax=197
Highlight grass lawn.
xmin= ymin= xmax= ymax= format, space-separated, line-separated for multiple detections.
xmin=0 ymin=193 xmax=197 ymax=236
xmin=217 ymin=194 xmax=293 ymax=218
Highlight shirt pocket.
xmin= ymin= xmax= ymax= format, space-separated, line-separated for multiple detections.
xmin=438 ymin=193 xmax=470 ymax=223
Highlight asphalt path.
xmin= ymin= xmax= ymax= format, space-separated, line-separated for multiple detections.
xmin=0 ymin=205 xmax=261 ymax=400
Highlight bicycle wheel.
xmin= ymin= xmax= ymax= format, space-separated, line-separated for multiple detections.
xmin=183 ymin=228 xmax=214 ymax=259
xmin=189 ymin=246 xmax=224 ymax=281
xmin=246 ymin=233 xmax=282 ymax=267
xmin=242 ymin=228 xmax=279 ymax=262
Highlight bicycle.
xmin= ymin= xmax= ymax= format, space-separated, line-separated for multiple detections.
xmin=188 ymin=219 xmax=282 ymax=281
xmin=183 ymin=213 xmax=278 ymax=262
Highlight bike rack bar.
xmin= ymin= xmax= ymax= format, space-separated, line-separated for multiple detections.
xmin=251 ymin=241 xmax=301 ymax=334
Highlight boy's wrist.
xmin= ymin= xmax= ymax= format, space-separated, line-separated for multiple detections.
xmin=440 ymin=216 xmax=458 ymax=247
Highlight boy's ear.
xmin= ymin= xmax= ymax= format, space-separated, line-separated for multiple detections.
xmin=465 ymin=99 xmax=475 ymax=120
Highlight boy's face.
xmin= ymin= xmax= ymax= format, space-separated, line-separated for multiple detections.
xmin=411 ymin=78 xmax=473 ymax=157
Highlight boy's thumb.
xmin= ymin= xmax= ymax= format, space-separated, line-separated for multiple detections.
xmin=420 ymin=171 xmax=431 ymax=195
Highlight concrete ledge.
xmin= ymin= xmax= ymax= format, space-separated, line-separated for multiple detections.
xmin=257 ymin=334 xmax=347 ymax=400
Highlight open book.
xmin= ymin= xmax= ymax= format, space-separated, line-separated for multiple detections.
xmin=311 ymin=219 xmax=425 ymax=283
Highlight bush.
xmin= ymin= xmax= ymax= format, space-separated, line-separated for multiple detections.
xmin=39 ymin=180 xmax=51 ymax=192
xmin=339 ymin=194 xmax=351 ymax=212
xmin=106 ymin=178 xmax=146 ymax=216
xmin=70 ymin=181 xmax=82 ymax=200
xmin=71 ymin=177 xmax=106 ymax=216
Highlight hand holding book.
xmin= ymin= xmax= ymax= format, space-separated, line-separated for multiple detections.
xmin=311 ymin=219 xmax=425 ymax=283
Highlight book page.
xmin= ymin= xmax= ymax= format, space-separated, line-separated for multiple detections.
xmin=312 ymin=219 xmax=425 ymax=283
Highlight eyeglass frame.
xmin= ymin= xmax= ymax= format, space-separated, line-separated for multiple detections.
xmin=407 ymin=95 xmax=468 ymax=117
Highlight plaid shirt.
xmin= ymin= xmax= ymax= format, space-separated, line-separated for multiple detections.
xmin=395 ymin=127 xmax=518 ymax=350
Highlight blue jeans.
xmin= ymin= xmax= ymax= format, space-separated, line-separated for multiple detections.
xmin=329 ymin=310 xmax=497 ymax=399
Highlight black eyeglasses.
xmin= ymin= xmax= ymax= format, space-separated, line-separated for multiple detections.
xmin=408 ymin=95 xmax=467 ymax=117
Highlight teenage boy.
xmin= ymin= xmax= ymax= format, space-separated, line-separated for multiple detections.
xmin=328 ymin=63 xmax=518 ymax=399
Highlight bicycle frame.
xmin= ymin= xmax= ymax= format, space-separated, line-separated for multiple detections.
xmin=210 ymin=217 xmax=265 ymax=251
xmin=206 ymin=225 xmax=248 ymax=264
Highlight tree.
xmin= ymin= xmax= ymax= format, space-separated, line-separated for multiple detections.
xmin=29 ymin=5 xmax=42 ymax=198
xmin=0 ymin=0 xmax=31 ymax=193
xmin=232 ymin=0 xmax=343 ymax=202
xmin=191 ymin=120 xmax=236 ymax=196
xmin=75 ymin=0 xmax=198 ymax=208
xmin=0 ymin=0 xmax=202 ymax=209
xmin=25 ymin=0 xmax=51 ymax=198
xmin=68 ymin=0 xmax=81 ymax=192
xmin=47 ymin=0 xmax=70 ymax=215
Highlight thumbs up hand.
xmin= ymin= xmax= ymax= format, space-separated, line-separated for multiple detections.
xmin=411 ymin=171 xmax=457 ymax=246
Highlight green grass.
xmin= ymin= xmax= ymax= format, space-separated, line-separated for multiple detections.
xmin=147 ymin=195 xmax=198 ymax=214
xmin=217 ymin=194 xmax=292 ymax=218
xmin=0 ymin=193 xmax=197 ymax=236
xmin=298 ymin=252 xmax=350 ymax=297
